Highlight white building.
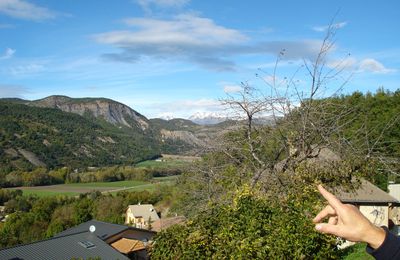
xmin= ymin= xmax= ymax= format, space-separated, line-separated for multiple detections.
xmin=125 ymin=204 xmax=160 ymax=229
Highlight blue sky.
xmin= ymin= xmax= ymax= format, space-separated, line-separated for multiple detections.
xmin=0 ymin=0 xmax=399 ymax=118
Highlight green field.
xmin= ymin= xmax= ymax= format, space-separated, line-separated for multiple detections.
xmin=340 ymin=243 xmax=374 ymax=260
xmin=9 ymin=177 xmax=177 ymax=197
xmin=64 ymin=180 xmax=148 ymax=188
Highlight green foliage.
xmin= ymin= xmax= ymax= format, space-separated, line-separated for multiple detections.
xmin=0 ymin=188 xmax=22 ymax=205
xmin=73 ymin=198 xmax=94 ymax=224
xmin=0 ymin=162 xmax=182 ymax=188
xmin=93 ymin=196 xmax=125 ymax=224
xmin=151 ymin=190 xmax=339 ymax=259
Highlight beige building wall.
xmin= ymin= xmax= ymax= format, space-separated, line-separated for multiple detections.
xmin=359 ymin=205 xmax=388 ymax=227
xmin=388 ymin=184 xmax=400 ymax=200
xmin=388 ymin=184 xmax=400 ymax=225
xmin=126 ymin=208 xmax=146 ymax=228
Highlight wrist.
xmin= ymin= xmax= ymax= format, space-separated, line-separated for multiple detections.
xmin=364 ymin=225 xmax=386 ymax=250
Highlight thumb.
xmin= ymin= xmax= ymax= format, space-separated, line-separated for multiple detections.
xmin=315 ymin=223 xmax=342 ymax=237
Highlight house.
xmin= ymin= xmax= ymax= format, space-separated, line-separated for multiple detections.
xmin=334 ymin=179 xmax=399 ymax=248
xmin=0 ymin=219 xmax=156 ymax=260
xmin=335 ymin=179 xmax=399 ymax=228
xmin=126 ymin=204 xmax=160 ymax=229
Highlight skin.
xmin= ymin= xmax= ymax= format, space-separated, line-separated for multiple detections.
xmin=313 ymin=185 xmax=386 ymax=250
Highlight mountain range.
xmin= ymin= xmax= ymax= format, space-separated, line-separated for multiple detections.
xmin=0 ymin=95 xmax=242 ymax=171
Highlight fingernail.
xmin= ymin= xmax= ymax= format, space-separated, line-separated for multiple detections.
xmin=315 ymin=224 xmax=322 ymax=231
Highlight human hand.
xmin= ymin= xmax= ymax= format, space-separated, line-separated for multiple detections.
xmin=313 ymin=185 xmax=386 ymax=249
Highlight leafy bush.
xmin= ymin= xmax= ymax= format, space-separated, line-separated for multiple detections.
xmin=151 ymin=189 xmax=339 ymax=259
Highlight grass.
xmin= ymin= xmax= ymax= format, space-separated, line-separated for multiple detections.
xmin=340 ymin=243 xmax=374 ymax=260
xmin=16 ymin=177 xmax=177 ymax=197
xmin=108 ymin=183 xmax=169 ymax=195
xmin=64 ymin=180 xmax=148 ymax=188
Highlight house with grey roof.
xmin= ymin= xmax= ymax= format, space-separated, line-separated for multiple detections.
xmin=331 ymin=179 xmax=400 ymax=249
xmin=0 ymin=219 xmax=156 ymax=260
xmin=335 ymin=179 xmax=399 ymax=227
xmin=126 ymin=204 xmax=160 ymax=229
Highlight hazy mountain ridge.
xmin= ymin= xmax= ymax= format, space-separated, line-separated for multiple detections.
xmin=0 ymin=95 xmax=255 ymax=170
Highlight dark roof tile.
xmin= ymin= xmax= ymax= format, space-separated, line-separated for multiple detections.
xmin=0 ymin=231 xmax=129 ymax=260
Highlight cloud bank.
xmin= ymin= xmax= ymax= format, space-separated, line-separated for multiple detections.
xmin=327 ymin=57 xmax=395 ymax=74
xmin=358 ymin=58 xmax=396 ymax=74
xmin=94 ymin=14 xmax=323 ymax=71
xmin=0 ymin=0 xmax=56 ymax=21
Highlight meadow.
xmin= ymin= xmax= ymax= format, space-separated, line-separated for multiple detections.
xmin=8 ymin=176 xmax=178 ymax=197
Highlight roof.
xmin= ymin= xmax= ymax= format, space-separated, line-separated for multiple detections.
xmin=0 ymin=231 xmax=129 ymax=260
xmin=151 ymin=216 xmax=186 ymax=232
xmin=335 ymin=179 xmax=399 ymax=204
xmin=111 ymin=238 xmax=145 ymax=254
xmin=127 ymin=204 xmax=160 ymax=221
xmin=55 ymin=219 xmax=130 ymax=240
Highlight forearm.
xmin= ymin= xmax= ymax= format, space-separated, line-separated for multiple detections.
xmin=363 ymin=225 xmax=386 ymax=249
xmin=366 ymin=227 xmax=400 ymax=259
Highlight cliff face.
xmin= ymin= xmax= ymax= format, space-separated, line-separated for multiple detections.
xmin=30 ymin=95 xmax=149 ymax=130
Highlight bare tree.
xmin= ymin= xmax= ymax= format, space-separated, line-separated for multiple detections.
xmin=216 ymin=21 xmax=398 ymax=196
xmin=176 ymin=21 xmax=399 ymax=211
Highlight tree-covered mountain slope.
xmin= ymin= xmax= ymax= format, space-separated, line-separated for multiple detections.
xmin=0 ymin=101 xmax=160 ymax=172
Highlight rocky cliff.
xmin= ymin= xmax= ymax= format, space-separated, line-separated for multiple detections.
xmin=30 ymin=95 xmax=149 ymax=130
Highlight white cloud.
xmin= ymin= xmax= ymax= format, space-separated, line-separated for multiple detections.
xmin=9 ymin=63 xmax=45 ymax=76
xmin=95 ymin=14 xmax=248 ymax=71
xmin=313 ymin=21 xmax=347 ymax=32
xmin=326 ymin=57 xmax=357 ymax=70
xmin=136 ymin=0 xmax=189 ymax=9
xmin=94 ymin=14 xmax=323 ymax=71
xmin=326 ymin=57 xmax=396 ymax=74
xmin=105 ymin=14 xmax=248 ymax=47
xmin=155 ymin=112 xmax=176 ymax=120
xmin=358 ymin=58 xmax=396 ymax=74
xmin=0 ymin=84 xmax=30 ymax=97
xmin=262 ymin=75 xmax=295 ymax=88
xmin=145 ymin=98 xmax=223 ymax=118
xmin=0 ymin=0 xmax=56 ymax=21
xmin=0 ymin=47 xmax=15 ymax=59
xmin=223 ymin=84 xmax=242 ymax=93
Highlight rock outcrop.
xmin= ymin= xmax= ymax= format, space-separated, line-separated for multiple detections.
xmin=30 ymin=95 xmax=149 ymax=130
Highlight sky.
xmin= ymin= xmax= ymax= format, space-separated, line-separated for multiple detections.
xmin=0 ymin=0 xmax=399 ymax=119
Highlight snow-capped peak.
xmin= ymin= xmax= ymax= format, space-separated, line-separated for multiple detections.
xmin=188 ymin=111 xmax=229 ymax=125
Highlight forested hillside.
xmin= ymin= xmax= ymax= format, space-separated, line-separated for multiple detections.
xmin=334 ymin=90 xmax=400 ymax=158
xmin=0 ymin=101 xmax=161 ymax=174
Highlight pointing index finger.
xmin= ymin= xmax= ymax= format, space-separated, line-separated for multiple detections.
xmin=318 ymin=184 xmax=343 ymax=211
